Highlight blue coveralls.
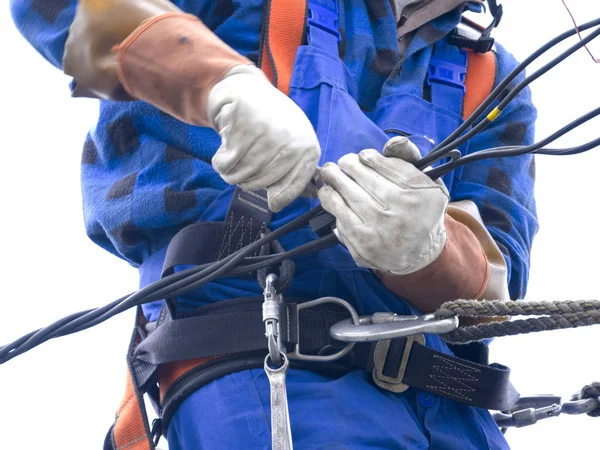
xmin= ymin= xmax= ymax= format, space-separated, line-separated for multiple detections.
xmin=10 ymin=0 xmax=538 ymax=448
xmin=135 ymin=3 xmax=534 ymax=449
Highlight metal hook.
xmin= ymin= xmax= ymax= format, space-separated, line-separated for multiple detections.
xmin=330 ymin=312 xmax=459 ymax=343
xmin=263 ymin=273 xmax=284 ymax=367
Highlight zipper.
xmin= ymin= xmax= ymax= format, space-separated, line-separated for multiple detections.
xmin=383 ymin=129 xmax=409 ymax=136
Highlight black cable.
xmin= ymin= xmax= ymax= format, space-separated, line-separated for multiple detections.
xmin=416 ymin=119 xmax=491 ymax=170
xmin=420 ymin=24 xmax=600 ymax=169
xmin=423 ymin=17 xmax=600 ymax=162
xmin=416 ymin=17 xmax=600 ymax=170
xmin=495 ymin=26 xmax=600 ymax=113
xmin=87 ymin=206 xmax=328 ymax=318
xmin=73 ymin=231 xmax=338 ymax=328
xmin=228 ymin=233 xmax=338 ymax=275
xmin=538 ymin=137 xmax=600 ymax=155
xmin=0 ymin=300 xmax=126 ymax=362
xmin=426 ymin=107 xmax=600 ymax=179
xmin=4 ymin=19 xmax=600 ymax=366
xmin=0 ymin=210 xmax=338 ymax=363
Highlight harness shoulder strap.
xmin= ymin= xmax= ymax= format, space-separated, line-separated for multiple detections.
xmin=260 ymin=0 xmax=308 ymax=95
xmin=107 ymin=1 xmax=308 ymax=447
xmin=463 ymin=50 xmax=497 ymax=120
xmin=427 ymin=40 xmax=497 ymax=121
xmin=105 ymin=311 xmax=157 ymax=450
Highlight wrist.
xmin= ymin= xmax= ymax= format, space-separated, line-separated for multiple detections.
xmin=378 ymin=214 xmax=489 ymax=313
xmin=207 ymin=64 xmax=265 ymax=129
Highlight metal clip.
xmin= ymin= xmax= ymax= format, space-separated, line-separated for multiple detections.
xmin=493 ymin=404 xmax=562 ymax=428
xmin=330 ymin=312 xmax=459 ymax=343
xmin=288 ymin=297 xmax=360 ymax=362
xmin=562 ymin=396 xmax=600 ymax=415
xmin=263 ymin=274 xmax=284 ymax=367
xmin=492 ymin=394 xmax=600 ymax=428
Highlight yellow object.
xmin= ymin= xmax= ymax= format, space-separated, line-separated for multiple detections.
xmin=486 ymin=107 xmax=502 ymax=121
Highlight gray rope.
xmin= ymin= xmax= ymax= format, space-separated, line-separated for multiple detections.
xmin=434 ymin=299 xmax=600 ymax=344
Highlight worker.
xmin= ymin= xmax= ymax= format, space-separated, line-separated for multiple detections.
xmin=10 ymin=0 xmax=538 ymax=448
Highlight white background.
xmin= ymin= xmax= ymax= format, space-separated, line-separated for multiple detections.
xmin=1 ymin=1 xmax=599 ymax=449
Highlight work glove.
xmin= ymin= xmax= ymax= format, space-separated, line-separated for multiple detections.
xmin=207 ymin=65 xmax=321 ymax=212
xmin=318 ymin=137 xmax=449 ymax=275
xmin=106 ymin=12 xmax=319 ymax=212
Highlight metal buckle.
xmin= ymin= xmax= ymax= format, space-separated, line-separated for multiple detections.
xmin=330 ymin=312 xmax=459 ymax=342
xmin=306 ymin=0 xmax=341 ymax=55
xmin=307 ymin=0 xmax=341 ymax=43
xmin=372 ymin=334 xmax=425 ymax=393
xmin=287 ymin=297 xmax=359 ymax=362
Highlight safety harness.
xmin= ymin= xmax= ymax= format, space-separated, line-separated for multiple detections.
xmin=104 ymin=2 xmax=502 ymax=449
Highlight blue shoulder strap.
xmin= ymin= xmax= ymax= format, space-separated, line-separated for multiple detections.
xmin=426 ymin=40 xmax=468 ymax=117
xmin=306 ymin=0 xmax=341 ymax=56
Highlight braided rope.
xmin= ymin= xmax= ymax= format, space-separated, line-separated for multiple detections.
xmin=434 ymin=300 xmax=600 ymax=344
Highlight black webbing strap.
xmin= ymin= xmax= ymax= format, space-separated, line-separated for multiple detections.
xmin=134 ymin=297 xmax=348 ymax=365
xmin=351 ymin=336 xmax=518 ymax=410
xmin=447 ymin=4 xmax=503 ymax=54
xmin=162 ymin=187 xmax=272 ymax=277
xmin=133 ymin=297 xmax=519 ymax=419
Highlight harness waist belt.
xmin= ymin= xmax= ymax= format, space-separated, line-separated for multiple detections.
xmin=136 ymin=296 xmax=519 ymax=436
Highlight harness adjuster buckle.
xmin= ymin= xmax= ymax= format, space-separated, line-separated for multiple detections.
xmin=307 ymin=1 xmax=342 ymax=46
xmin=372 ymin=334 xmax=425 ymax=393
xmin=426 ymin=56 xmax=468 ymax=93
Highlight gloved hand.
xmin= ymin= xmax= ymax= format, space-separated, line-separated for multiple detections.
xmin=112 ymin=13 xmax=320 ymax=212
xmin=318 ymin=137 xmax=449 ymax=275
xmin=207 ymin=65 xmax=321 ymax=212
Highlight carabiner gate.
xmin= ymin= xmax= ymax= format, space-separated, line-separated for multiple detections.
xmin=329 ymin=312 xmax=459 ymax=343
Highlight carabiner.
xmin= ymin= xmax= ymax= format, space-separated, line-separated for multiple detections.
xmin=330 ymin=312 xmax=459 ymax=343
xmin=263 ymin=273 xmax=284 ymax=367
xmin=492 ymin=395 xmax=600 ymax=428
xmin=493 ymin=404 xmax=562 ymax=428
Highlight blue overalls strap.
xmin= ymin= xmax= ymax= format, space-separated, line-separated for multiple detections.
xmin=426 ymin=40 xmax=468 ymax=116
xmin=306 ymin=0 xmax=341 ymax=56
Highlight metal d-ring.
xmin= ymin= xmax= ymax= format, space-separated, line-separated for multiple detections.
xmin=287 ymin=297 xmax=360 ymax=362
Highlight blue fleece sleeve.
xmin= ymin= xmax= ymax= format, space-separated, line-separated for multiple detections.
xmin=10 ymin=0 xmax=78 ymax=69
xmin=450 ymin=42 xmax=539 ymax=300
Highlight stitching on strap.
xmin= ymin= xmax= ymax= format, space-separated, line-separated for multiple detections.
xmin=117 ymin=436 xmax=147 ymax=450
xmin=425 ymin=354 xmax=481 ymax=402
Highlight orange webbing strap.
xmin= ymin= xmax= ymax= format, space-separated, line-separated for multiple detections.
xmin=158 ymin=356 xmax=220 ymax=401
xmin=462 ymin=50 xmax=497 ymax=120
xmin=108 ymin=311 xmax=155 ymax=450
xmin=260 ymin=0 xmax=307 ymax=95
xmin=111 ymin=370 xmax=154 ymax=450
xmin=108 ymin=314 xmax=222 ymax=449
